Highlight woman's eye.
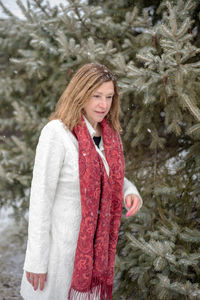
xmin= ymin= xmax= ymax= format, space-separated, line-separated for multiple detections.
xmin=93 ymin=95 xmax=113 ymax=100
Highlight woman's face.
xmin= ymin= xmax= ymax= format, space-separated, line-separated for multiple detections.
xmin=83 ymin=81 xmax=114 ymax=129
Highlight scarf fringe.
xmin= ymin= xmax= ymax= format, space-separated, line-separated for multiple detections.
xmin=68 ymin=281 xmax=113 ymax=300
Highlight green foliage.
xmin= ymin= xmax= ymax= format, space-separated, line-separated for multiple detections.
xmin=0 ymin=0 xmax=199 ymax=299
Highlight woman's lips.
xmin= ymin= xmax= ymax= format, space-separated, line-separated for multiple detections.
xmin=95 ymin=111 xmax=106 ymax=114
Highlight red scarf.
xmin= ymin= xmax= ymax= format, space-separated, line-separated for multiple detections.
xmin=68 ymin=116 xmax=125 ymax=300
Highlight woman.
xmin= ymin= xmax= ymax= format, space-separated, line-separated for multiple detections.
xmin=20 ymin=63 xmax=142 ymax=300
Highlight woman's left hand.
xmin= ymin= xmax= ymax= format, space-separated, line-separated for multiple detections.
xmin=125 ymin=194 xmax=141 ymax=218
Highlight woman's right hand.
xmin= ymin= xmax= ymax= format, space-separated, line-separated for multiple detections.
xmin=26 ymin=271 xmax=47 ymax=291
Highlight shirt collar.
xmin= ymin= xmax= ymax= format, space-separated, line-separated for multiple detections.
xmin=83 ymin=115 xmax=97 ymax=138
xmin=83 ymin=115 xmax=104 ymax=151
xmin=99 ymin=136 xmax=104 ymax=151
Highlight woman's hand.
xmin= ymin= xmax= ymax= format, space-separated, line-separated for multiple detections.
xmin=26 ymin=271 xmax=47 ymax=291
xmin=125 ymin=194 xmax=141 ymax=218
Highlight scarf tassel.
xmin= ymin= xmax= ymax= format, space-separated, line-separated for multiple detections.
xmin=68 ymin=280 xmax=113 ymax=300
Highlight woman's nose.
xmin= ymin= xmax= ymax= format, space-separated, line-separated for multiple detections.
xmin=99 ymin=97 xmax=107 ymax=108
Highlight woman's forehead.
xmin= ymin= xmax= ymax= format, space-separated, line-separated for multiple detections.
xmin=94 ymin=81 xmax=114 ymax=93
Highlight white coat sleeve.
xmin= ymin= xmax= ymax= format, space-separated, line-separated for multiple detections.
xmin=23 ymin=122 xmax=65 ymax=273
xmin=123 ymin=177 xmax=143 ymax=211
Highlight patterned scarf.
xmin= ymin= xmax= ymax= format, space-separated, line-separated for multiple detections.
xmin=68 ymin=116 xmax=125 ymax=300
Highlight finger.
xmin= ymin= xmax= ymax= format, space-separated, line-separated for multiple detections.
xmin=132 ymin=202 xmax=140 ymax=215
xmin=33 ymin=274 xmax=39 ymax=291
xmin=26 ymin=272 xmax=31 ymax=283
xmin=125 ymin=195 xmax=133 ymax=208
xmin=126 ymin=200 xmax=140 ymax=217
xmin=130 ymin=201 xmax=140 ymax=215
xmin=26 ymin=271 xmax=30 ymax=282
xmin=126 ymin=196 xmax=138 ymax=215
xmin=130 ymin=196 xmax=139 ymax=210
xmin=27 ymin=272 xmax=34 ymax=285
xmin=126 ymin=205 xmax=139 ymax=217
xmin=39 ymin=274 xmax=46 ymax=291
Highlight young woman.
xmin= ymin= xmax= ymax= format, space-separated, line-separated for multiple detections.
xmin=20 ymin=63 xmax=142 ymax=300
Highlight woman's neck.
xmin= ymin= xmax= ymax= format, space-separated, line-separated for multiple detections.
xmin=84 ymin=115 xmax=101 ymax=136
xmin=94 ymin=123 xmax=101 ymax=137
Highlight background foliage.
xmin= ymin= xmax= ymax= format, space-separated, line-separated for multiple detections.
xmin=0 ymin=0 xmax=200 ymax=299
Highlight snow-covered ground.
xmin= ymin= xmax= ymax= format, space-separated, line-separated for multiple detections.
xmin=0 ymin=208 xmax=27 ymax=300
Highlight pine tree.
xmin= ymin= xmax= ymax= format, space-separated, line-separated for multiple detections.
xmin=0 ymin=0 xmax=151 ymax=215
xmin=0 ymin=0 xmax=199 ymax=299
xmin=112 ymin=1 xmax=200 ymax=299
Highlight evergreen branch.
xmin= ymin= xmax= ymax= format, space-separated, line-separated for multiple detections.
xmin=70 ymin=0 xmax=92 ymax=35
xmin=167 ymin=2 xmax=177 ymax=36
xmin=157 ymin=275 xmax=200 ymax=297
xmin=187 ymin=123 xmax=200 ymax=136
xmin=0 ymin=165 xmax=6 ymax=179
xmin=16 ymin=0 xmax=34 ymax=22
xmin=126 ymin=233 xmax=146 ymax=252
xmin=160 ymin=39 xmax=176 ymax=50
xmin=33 ymin=0 xmax=51 ymax=18
xmin=179 ymin=227 xmax=200 ymax=243
xmin=160 ymin=25 xmax=174 ymax=40
xmin=153 ymin=256 xmax=166 ymax=271
xmin=66 ymin=1 xmax=108 ymax=42
xmin=127 ymin=233 xmax=171 ymax=258
xmin=178 ymin=258 xmax=199 ymax=267
xmin=125 ymin=7 xmax=138 ymax=24
xmin=176 ymin=18 xmax=190 ymax=39
xmin=184 ymin=0 xmax=196 ymax=13
xmin=26 ymin=0 xmax=31 ymax=11
xmin=127 ymin=64 xmax=145 ymax=76
xmin=182 ymin=94 xmax=200 ymax=122
xmin=56 ymin=30 xmax=71 ymax=53
xmin=136 ymin=54 xmax=154 ymax=64
xmin=118 ymin=7 xmax=150 ymax=41
xmin=180 ymin=47 xmax=200 ymax=64
xmin=59 ymin=12 xmax=80 ymax=41
xmin=0 ymin=1 xmax=15 ymax=18
xmin=11 ymin=136 xmax=27 ymax=154
xmin=180 ymin=33 xmax=193 ymax=43
xmin=9 ymin=58 xmax=29 ymax=66
xmin=185 ymin=60 xmax=200 ymax=69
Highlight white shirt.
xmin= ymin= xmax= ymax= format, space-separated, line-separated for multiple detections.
xmin=83 ymin=115 xmax=110 ymax=176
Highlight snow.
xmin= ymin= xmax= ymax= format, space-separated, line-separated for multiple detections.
xmin=0 ymin=207 xmax=27 ymax=299
xmin=165 ymin=150 xmax=188 ymax=175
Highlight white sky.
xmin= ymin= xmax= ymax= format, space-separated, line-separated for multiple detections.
xmin=0 ymin=0 xmax=70 ymax=19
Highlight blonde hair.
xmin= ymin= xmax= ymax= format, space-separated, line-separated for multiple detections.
xmin=48 ymin=63 xmax=121 ymax=132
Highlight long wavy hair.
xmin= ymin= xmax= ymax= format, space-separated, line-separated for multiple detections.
xmin=48 ymin=63 xmax=121 ymax=132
